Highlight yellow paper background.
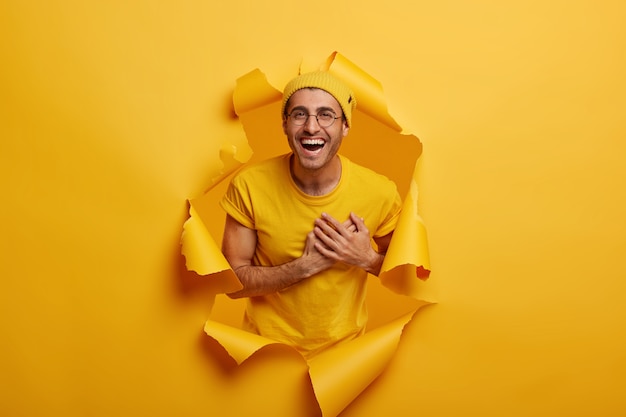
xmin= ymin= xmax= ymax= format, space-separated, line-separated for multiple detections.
xmin=1 ymin=1 xmax=625 ymax=417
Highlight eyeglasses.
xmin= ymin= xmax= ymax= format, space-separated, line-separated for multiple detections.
xmin=287 ymin=110 xmax=341 ymax=128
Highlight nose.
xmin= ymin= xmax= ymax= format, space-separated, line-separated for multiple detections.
xmin=303 ymin=114 xmax=321 ymax=132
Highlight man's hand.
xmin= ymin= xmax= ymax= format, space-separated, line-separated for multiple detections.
xmin=301 ymin=228 xmax=336 ymax=273
xmin=301 ymin=217 xmax=356 ymax=271
xmin=313 ymin=212 xmax=384 ymax=275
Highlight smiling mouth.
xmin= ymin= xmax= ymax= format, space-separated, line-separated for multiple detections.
xmin=301 ymin=138 xmax=325 ymax=152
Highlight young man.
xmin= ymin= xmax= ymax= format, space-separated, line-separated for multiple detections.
xmin=220 ymin=71 xmax=402 ymax=359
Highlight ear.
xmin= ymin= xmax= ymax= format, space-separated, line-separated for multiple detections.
xmin=342 ymin=120 xmax=350 ymax=138
xmin=282 ymin=116 xmax=288 ymax=135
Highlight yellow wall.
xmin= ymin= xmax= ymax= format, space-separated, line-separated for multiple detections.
xmin=1 ymin=1 xmax=625 ymax=416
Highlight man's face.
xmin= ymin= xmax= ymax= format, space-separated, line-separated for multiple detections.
xmin=282 ymin=88 xmax=350 ymax=173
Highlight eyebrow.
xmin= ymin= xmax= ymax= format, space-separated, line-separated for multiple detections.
xmin=289 ymin=105 xmax=338 ymax=114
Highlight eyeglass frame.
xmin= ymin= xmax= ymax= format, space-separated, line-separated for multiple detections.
xmin=285 ymin=108 xmax=343 ymax=128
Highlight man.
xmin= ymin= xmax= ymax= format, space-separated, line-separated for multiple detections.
xmin=220 ymin=71 xmax=402 ymax=359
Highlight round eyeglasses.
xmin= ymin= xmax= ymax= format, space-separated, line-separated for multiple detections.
xmin=287 ymin=110 xmax=341 ymax=128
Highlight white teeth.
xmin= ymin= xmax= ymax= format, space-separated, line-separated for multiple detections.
xmin=301 ymin=139 xmax=324 ymax=145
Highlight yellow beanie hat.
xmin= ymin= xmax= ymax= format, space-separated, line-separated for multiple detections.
xmin=281 ymin=71 xmax=357 ymax=127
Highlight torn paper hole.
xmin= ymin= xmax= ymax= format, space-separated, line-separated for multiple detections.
xmin=181 ymin=51 xmax=435 ymax=417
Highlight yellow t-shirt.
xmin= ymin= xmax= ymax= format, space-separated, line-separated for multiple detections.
xmin=220 ymin=153 xmax=402 ymax=358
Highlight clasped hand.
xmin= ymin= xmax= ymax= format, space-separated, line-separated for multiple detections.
xmin=303 ymin=212 xmax=377 ymax=273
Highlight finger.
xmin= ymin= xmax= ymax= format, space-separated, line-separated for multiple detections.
xmin=321 ymin=212 xmax=350 ymax=237
xmin=302 ymin=231 xmax=317 ymax=255
xmin=342 ymin=218 xmax=357 ymax=233
xmin=349 ymin=212 xmax=368 ymax=233
xmin=315 ymin=216 xmax=336 ymax=235
xmin=314 ymin=241 xmax=337 ymax=260
xmin=314 ymin=224 xmax=339 ymax=248
xmin=315 ymin=216 xmax=343 ymax=240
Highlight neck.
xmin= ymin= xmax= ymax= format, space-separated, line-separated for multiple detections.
xmin=290 ymin=155 xmax=342 ymax=196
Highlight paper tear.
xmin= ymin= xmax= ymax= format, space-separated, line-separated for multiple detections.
xmin=180 ymin=204 xmax=242 ymax=294
xmin=181 ymin=51 xmax=435 ymax=417
xmin=323 ymin=52 xmax=403 ymax=132
xmin=233 ymin=68 xmax=283 ymax=116
xmin=204 ymin=318 xmax=296 ymax=365
xmin=308 ymin=310 xmax=419 ymax=417
xmin=215 ymin=144 xmax=250 ymax=183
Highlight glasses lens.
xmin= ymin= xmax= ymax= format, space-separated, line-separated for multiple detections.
xmin=290 ymin=111 xmax=306 ymax=125
xmin=318 ymin=113 xmax=333 ymax=127
xmin=289 ymin=112 xmax=338 ymax=127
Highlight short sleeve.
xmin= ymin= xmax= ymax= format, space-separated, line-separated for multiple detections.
xmin=373 ymin=184 xmax=402 ymax=238
xmin=219 ymin=175 xmax=256 ymax=229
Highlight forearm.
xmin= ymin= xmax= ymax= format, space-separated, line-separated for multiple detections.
xmin=227 ymin=255 xmax=328 ymax=299
xmin=363 ymin=249 xmax=386 ymax=276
